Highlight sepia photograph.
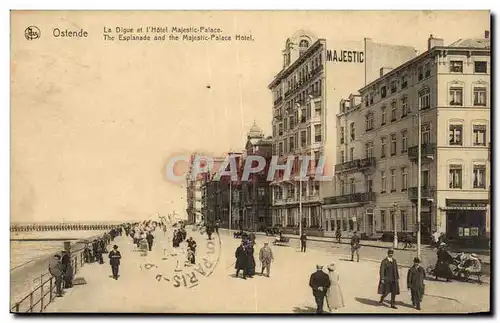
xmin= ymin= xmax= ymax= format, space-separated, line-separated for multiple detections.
xmin=9 ymin=9 xmax=491 ymax=314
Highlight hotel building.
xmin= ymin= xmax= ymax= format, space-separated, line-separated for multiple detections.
xmin=268 ymin=30 xmax=417 ymax=235
xmin=325 ymin=33 xmax=490 ymax=247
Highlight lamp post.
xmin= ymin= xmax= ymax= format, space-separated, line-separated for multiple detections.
xmin=392 ymin=202 xmax=398 ymax=249
xmin=299 ymin=177 xmax=303 ymax=237
xmin=415 ymin=111 xmax=422 ymax=259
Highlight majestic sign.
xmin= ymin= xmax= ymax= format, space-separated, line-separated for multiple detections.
xmin=326 ymin=49 xmax=364 ymax=63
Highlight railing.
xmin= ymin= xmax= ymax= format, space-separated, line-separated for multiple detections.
xmin=408 ymin=186 xmax=435 ymax=200
xmin=408 ymin=143 xmax=436 ymax=160
xmin=11 ymin=231 xmax=116 ymax=313
xmin=273 ymin=96 xmax=283 ymax=106
xmin=323 ymin=192 xmax=376 ymax=205
xmin=335 ymin=157 xmax=376 ymax=173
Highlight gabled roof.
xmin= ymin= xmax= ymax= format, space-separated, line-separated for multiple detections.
xmin=448 ymin=38 xmax=491 ymax=49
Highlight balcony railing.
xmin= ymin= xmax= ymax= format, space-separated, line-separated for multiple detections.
xmin=274 ymin=96 xmax=283 ymax=106
xmin=323 ymin=192 xmax=376 ymax=205
xmin=335 ymin=157 xmax=376 ymax=173
xmin=408 ymin=143 xmax=436 ymax=160
xmin=408 ymin=186 xmax=435 ymax=200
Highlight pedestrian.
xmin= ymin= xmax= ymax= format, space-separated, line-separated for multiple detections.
xmin=48 ymin=254 xmax=64 ymax=297
xmin=146 ymin=231 xmax=154 ymax=251
xmin=434 ymin=243 xmax=453 ymax=282
xmin=309 ymin=264 xmax=331 ymax=314
xmin=215 ymin=220 xmax=220 ymax=234
xmin=61 ymin=250 xmax=73 ymax=289
xmin=109 ymin=245 xmax=122 ymax=280
xmin=96 ymin=240 xmax=105 ymax=264
xmin=350 ymin=231 xmax=361 ymax=262
xmin=336 ymin=229 xmax=341 ymax=244
xmin=259 ymin=242 xmax=274 ymax=277
xmin=407 ymin=257 xmax=425 ymax=310
xmin=246 ymin=241 xmax=256 ymax=278
xmin=235 ymin=242 xmax=248 ymax=279
xmin=378 ymin=249 xmax=400 ymax=309
xmin=187 ymin=237 xmax=197 ymax=264
xmin=300 ymin=232 xmax=307 ymax=252
xmin=325 ymin=262 xmax=345 ymax=312
xmin=207 ymin=225 xmax=213 ymax=240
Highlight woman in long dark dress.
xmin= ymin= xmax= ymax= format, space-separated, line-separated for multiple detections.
xmin=246 ymin=243 xmax=256 ymax=278
xmin=434 ymin=244 xmax=453 ymax=282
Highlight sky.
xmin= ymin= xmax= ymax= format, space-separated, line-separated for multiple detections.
xmin=10 ymin=10 xmax=490 ymax=222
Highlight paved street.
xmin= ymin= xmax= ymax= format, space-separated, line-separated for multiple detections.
xmin=45 ymin=227 xmax=490 ymax=313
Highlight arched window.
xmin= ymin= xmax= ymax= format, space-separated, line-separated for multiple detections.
xmin=299 ymin=39 xmax=309 ymax=48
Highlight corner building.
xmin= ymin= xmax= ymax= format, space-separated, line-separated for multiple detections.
xmin=328 ymin=33 xmax=490 ymax=247
xmin=268 ymin=30 xmax=417 ymax=236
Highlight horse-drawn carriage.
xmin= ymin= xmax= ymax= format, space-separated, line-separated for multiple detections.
xmin=265 ymin=227 xmax=281 ymax=236
xmin=272 ymin=235 xmax=290 ymax=247
xmin=425 ymin=253 xmax=484 ymax=284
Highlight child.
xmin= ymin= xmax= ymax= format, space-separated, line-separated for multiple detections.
xmin=407 ymin=257 xmax=425 ymax=310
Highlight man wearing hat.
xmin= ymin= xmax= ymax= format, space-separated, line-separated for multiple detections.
xmin=350 ymin=231 xmax=361 ymax=262
xmin=259 ymin=241 xmax=274 ymax=277
xmin=378 ymin=249 xmax=400 ymax=309
xmin=108 ymin=245 xmax=122 ymax=280
xmin=309 ymin=265 xmax=331 ymax=314
xmin=407 ymin=257 xmax=425 ymax=310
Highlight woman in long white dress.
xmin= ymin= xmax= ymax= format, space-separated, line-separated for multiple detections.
xmin=326 ymin=262 xmax=345 ymax=312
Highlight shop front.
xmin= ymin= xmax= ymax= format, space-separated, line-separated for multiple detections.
xmin=442 ymin=199 xmax=489 ymax=249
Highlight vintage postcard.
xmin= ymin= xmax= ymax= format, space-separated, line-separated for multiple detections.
xmin=10 ymin=10 xmax=491 ymax=314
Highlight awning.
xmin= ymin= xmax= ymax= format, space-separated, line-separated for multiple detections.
xmin=440 ymin=206 xmax=488 ymax=211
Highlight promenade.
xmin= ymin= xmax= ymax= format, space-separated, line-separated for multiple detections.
xmin=42 ymin=227 xmax=489 ymax=313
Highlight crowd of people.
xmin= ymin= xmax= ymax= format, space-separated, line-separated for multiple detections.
xmin=234 ymin=235 xmax=274 ymax=279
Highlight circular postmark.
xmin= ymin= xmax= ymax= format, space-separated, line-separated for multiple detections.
xmin=25 ymin=26 xmax=41 ymax=41
xmin=140 ymin=222 xmax=221 ymax=289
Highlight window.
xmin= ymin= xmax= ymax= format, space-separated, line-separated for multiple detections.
xmin=381 ymin=106 xmax=387 ymax=125
xmin=284 ymin=138 xmax=288 ymax=153
xmin=307 ymin=126 xmax=311 ymax=145
xmin=418 ymin=88 xmax=430 ymax=110
xmin=450 ymin=61 xmax=463 ymax=73
xmin=366 ymin=176 xmax=373 ymax=193
xmin=381 ymin=137 xmax=387 ymax=158
xmin=340 ymin=126 xmax=345 ymax=144
xmin=278 ymin=123 xmax=283 ymax=136
xmin=340 ymin=180 xmax=345 ymax=195
xmin=279 ymin=142 xmax=283 ymax=155
xmin=449 ymin=124 xmax=463 ymax=146
xmin=349 ymin=147 xmax=354 ymax=161
xmin=474 ymin=61 xmax=487 ymax=73
xmin=473 ymin=125 xmax=486 ymax=146
xmin=425 ymin=62 xmax=431 ymax=77
xmin=350 ymin=178 xmax=356 ymax=194
xmin=391 ymin=101 xmax=397 ymax=121
xmin=401 ymin=210 xmax=408 ymax=231
xmin=350 ymin=123 xmax=355 ymax=140
xmin=401 ymin=96 xmax=409 ymax=117
xmin=369 ymin=93 xmax=374 ymax=105
xmin=381 ymin=171 xmax=386 ymax=193
xmin=449 ymin=164 xmax=463 ymax=189
xmin=390 ymin=169 xmax=396 ymax=192
xmin=401 ymin=75 xmax=408 ymax=89
xmin=340 ymin=151 xmax=344 ymax=163
xmin=422 ymin=170 xmax=429 ymax=187
xmin=390 ymin=134 xmax=397 ymax=156
xmin=365 ymin=142 xmax=374 ymax=159
xmin=401 ymin=130 xmax=408 ymax=152
xmin=301 ymin=107 xmax=306 ymax=123
xmin=422 ymin=124 xmax=430 ymax=144
xmin=364 ymin=95 xmax=369 ymax=107
xmin=381 ymin=86 xmax=387 ymax=98
xmin=401 ymin=167 xmax=408 ymax=191
xmin=474 ymin=87 xmax=487 ymax=106
xmin=449 ymin=87 xmax=463 ymax=106
xmin=314 ymin=101 xmax=321 ymax=117
xmin=314 ymin=125 xmax=321 ymax=142
xmin=418 ymin=67 xmax=423 ymax=81
xmin=391 ymin=81 xmax=397 ymax=93
xmin=365 ymin=112 xmax=374 ymax=131
xmin=381 ymin=210 xmax=386 ymax=230
xmin=301 ymin=130 xmax=307 ymax=147
xmin=390 ymin=210 xmax=395 ymax=230
xmin=473 ymin=165 xmax=486 ymax=188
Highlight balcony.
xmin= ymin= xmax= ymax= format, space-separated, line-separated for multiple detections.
xmin=335 ymin=157 xmax=376 ymax=173
xmin=408 ymin=186 xmax=435 ymax=201
xmin=323 ymin=192 xmax=376 ymax=205
xmin=408 ymin=143 xmax=436 ymax=161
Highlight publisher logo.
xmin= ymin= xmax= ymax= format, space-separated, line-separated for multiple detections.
xmin=25 ymin=26 xmax=41 ymax=40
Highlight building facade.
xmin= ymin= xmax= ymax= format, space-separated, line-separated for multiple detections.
xmin=324 ymin=33 xmax=490 ymax=247
xmin=186 ymin=153 xmax=204 ymax=224
xmin=268 ymin=30 xmax=417 ymax=236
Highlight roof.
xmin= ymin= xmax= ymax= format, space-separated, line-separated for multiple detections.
xmin=448 ymin=38 xmax=491 ymax=49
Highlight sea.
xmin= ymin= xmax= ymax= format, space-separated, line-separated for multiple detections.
xmin=10 ymin=230 xmax=108 ymax=271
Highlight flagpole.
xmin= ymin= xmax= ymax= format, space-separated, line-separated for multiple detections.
xmin=417 ymin=111 xmax=422 ymax=259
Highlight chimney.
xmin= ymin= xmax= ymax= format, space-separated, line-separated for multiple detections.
xmin=428 ymin=34 xmax=444 ymax=50
xmin=485 ymin=30 xmax=490 ymax=39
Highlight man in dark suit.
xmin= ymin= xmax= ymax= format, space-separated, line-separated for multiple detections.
xmin=235 ymin=242 xmax=248 ymax=279
xmin=300 ymin=232 xmax=307 ymax=252
xmin=108 ymin=245 xmax=122 ymax=280
xmin=407 ymin=257 xmax=425 ymax=310
xmin=378 ymin=249 xmax=400 ymax=309
xmin=146 ymin=231 xmax=154 ymax=251
xmin=309 ymin=265 xmax=331 ymax=313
